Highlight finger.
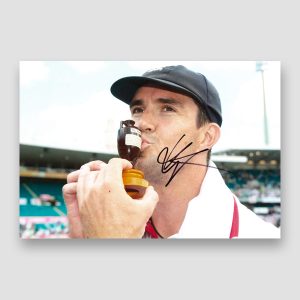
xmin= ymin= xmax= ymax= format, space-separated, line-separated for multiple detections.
xmin=93 ymin=167 xmax=106 ymax=186
xmin=62 ymin=182 xmax=77 ymax=201
xmin=88 ymin=169 xmax=100 ymax=186
xmin=63 ymin=182 xmax=80 ymax=221
xmin=67 ymin=170 xmax=103 ymax=184
xmin=62 ymin=183 xmax=84 ymax=238
xmin=138 ymin=186 xmax=159 ymax=215
xmin=67 ymin=160 xmax=106 ymax=183
xmin=101 ymin=158 xmax=132 ymax=187
xmin=63 ymin=183 xmax=79 ymax=215
xmin=77 ymin=164 xmax=91 ymax=205
xmin=67 ymin=170 xmax=81 ymax=183
xmin=84 ymin=160 xmax=106 ymax=170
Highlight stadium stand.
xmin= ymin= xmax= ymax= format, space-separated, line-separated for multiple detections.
xmin=214 ymin=148 xmax=281 ymax=227
xmin=20 ymin=178 xmax=67 ymax=214
xmin=19 ymin=144 xmax=117 ymax=239
xmin=19 ymin=177 xmax=69 ymax=238
xmin=221 ymin=169 xmax=280 ymax=226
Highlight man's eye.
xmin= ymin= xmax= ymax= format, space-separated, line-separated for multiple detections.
xmin=162 ymin=106 xmax=175 ymax=112
xmin=131 ymin=107 xmax=144 ymax=114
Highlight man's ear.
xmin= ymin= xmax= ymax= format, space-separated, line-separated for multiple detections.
xmin=199 ymin=123 xmax=221 ymax=149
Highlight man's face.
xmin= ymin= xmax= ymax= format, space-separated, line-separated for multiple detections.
xmin=130 ymin=86 xmax=205 ymax=186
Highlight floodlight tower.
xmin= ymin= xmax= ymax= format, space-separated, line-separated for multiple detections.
xmin=256 ymin=61 xmax=269 ymax=145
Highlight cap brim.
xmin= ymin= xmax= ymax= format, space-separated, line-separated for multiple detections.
xmin=110 ymin=76 xmax=199 ymax=105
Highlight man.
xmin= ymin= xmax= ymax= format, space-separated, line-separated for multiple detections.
xmin=63 ymin=65 xmax=280 ymax=239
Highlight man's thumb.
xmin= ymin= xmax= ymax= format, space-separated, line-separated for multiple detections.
xmin=141 ymin=186 xmax=159 ymax=209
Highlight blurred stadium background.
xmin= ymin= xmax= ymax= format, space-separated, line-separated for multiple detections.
xmin=19 ymin=61 xmax=280 ymax=239
xmin=19 ymin=144 xmax=117 ymax=238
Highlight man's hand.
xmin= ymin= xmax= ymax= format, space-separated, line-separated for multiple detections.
xmin=77 ymin=158 xmax=159 ymax=238
xmin=62 ymin=160 xmax=105 ymax=238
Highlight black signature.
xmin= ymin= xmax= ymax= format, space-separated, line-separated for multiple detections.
xmin=157 ymin=134 xmax=230 ymax=187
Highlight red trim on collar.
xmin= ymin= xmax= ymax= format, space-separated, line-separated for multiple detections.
xmin=145 ymin=219 xmax=159 ymax=238
xmin=230 ymin=197 xmax=239 ymax=239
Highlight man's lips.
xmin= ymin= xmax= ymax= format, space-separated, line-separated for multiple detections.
xmin=141 ymin=138 xmax=153 ymax=151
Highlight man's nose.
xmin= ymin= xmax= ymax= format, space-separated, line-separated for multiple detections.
xmin=135 ymin=111 xmax=156 ymax=133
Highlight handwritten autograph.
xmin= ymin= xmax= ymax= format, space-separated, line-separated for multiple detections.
xmin=157 ymin=134 xmax=229 ymax=187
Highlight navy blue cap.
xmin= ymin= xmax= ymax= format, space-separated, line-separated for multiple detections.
xmin=110 ymin=65 xmax=222 ymax=126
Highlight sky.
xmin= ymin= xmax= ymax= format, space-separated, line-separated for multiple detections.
xmin=19 ymin=61 xmax=280 ymax=154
